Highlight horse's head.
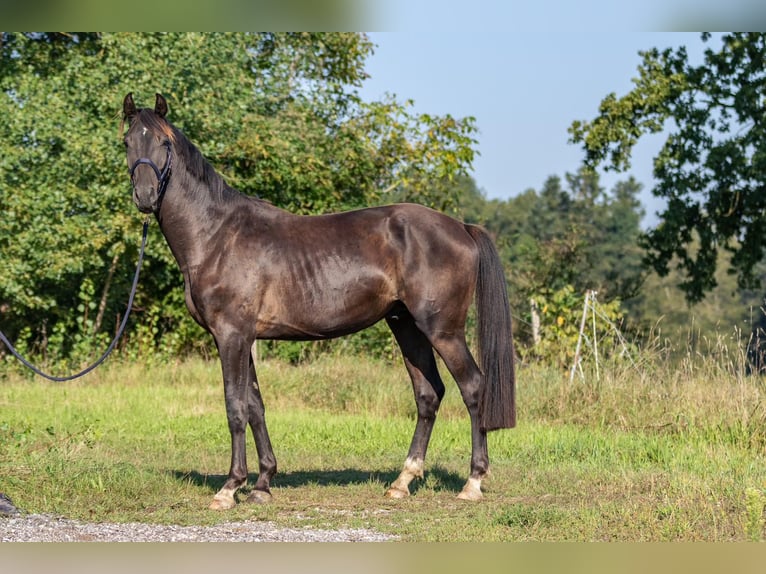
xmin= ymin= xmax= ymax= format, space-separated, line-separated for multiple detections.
xmin=122 ymin=93 xmax=174 ymax=214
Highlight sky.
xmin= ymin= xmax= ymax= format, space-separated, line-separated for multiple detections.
xmin=357 ymin=17 xmax=713 ymax=227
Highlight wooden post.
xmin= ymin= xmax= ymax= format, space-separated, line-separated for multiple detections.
xmin=569 ymin=290 xmax=592 ymax=385
xmin=530 ymin=298 xmax=541 ymax=346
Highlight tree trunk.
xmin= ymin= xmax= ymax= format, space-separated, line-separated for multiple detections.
xmin=93 ymin=251 xmax=120 ymax=335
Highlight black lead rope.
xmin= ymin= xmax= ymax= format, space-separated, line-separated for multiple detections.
xmin=0 ymin=219 xmax=150 ymax=382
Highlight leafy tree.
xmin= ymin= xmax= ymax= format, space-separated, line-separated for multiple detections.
xmin=455 ymin=170 xmax=646 ymax=354
xmin=0 ymin=33 xmax=477 ymax=361
xmin=625 ymin=242 xmax=765 ymax=360
xmin=508 ymin=171 xmax=644 ymax=305
xmin=576 ymin=175 xmax=647 ymax=302
xmin=570 ymin=32 xmax=766 ymax=303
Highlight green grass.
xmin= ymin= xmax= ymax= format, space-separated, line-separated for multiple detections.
xmin=1 ymin=353 xmax=766 ymax=541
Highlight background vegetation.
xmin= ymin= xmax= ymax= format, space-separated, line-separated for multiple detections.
xmin=0 ymin=32 xmax=476 ymax=368
xmin=3 ymin=33 xmax=766 ymax=374
xmin=2 ymin=32 xmax=766 ymax=371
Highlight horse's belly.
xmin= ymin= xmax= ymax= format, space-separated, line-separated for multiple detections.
xmin=256 ymin=284 xmax=392 ymax=340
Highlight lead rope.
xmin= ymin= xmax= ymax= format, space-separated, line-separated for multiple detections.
xmin=0 ymin=218 xmax=150 ymax=382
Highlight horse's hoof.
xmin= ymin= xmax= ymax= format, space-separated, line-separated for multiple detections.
xmin=384 ymin=487 xmax=409 ymax=499
xmin=456 ymin=478 xmax=483 ymax=501
xmin=209 ymin=494 xmax=236 ymax=510
xmin=456 ymin=489 xmax=483 ymax=501
xmin=246 ymin=490 xmax=273 ymax=504
xmin=0 ymin=493 xmax=20 ymax=516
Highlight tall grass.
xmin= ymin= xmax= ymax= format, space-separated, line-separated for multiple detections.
xmin=1 ymin=332 xmax=765 ymax=540
xmin=523 ymin=328 xmax=766 ymax=450
xmin=265 ymin=334 xmax=766 ymax=456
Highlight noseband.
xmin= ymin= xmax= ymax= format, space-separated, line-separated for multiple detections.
xmin=129 ymin=140 xmax=172 ymax=210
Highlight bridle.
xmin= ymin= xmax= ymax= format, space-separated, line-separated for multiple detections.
xmin=129 ymin=139 xmax=173 ymax=211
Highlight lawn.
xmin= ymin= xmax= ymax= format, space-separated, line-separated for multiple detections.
xmin=1 ymin=353 xmax=765 ymax=541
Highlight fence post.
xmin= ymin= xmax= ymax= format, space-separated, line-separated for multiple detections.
xmin=530 ymin=298 xmax=541 ymax=346
xmin=569 ymin=290 xmax=592 ymax=385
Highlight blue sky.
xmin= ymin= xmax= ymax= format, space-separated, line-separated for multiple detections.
xmin=358 ymin=24 xmax=711 ymax=227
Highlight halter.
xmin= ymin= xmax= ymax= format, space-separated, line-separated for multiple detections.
xmin=129 ymin=139 xmax=173 ymax=211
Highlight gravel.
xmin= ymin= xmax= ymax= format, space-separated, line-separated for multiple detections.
xmin=1 ymin=513 xmax=398 ymax=542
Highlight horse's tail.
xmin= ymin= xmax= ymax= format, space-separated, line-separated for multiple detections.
xmin=465 ymin=224 xmax=516 ymax=431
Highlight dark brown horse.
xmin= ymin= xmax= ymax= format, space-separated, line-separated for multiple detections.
xmin=122 ymin=93 xmax=515 ymax=509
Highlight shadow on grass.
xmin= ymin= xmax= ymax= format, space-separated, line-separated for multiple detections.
xmin=171 ymin=465 xmax=465 ymax=495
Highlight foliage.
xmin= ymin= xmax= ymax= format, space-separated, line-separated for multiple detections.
xmin=570 ymin=32 xmax=766 ymax=303
xmin=454 ymin=169 xmax=645 ymax=353
xmin=0 ymin=32 xmax=477 ymax=361
xmin=458 ymin=170 xmax=646 ymax=298
xmin=524 ymin=286 xmax=625 ymax=368
xmin=5 ymin=32 xmax=764 ymax=370
xmin=452 ymin=167 xmax=766 ymax=364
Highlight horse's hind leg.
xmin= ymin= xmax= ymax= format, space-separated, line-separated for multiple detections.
xmin=430 ymin=334 xmax=488 ymax=501
xmin=385 ymin=312 xmax=445 ymax=499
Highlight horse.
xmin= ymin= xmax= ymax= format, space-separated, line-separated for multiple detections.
xmin=121 ymin=92 xmax=515 ymax=509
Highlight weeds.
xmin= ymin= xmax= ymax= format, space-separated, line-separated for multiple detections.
xmin=744 ymin=487 xmax=766 ymax=542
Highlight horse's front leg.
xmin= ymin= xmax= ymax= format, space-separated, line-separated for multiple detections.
xmin=244 ymin=358 xmax=277 ymax=504
xmin=209 ymin=333 xmax=252 ymax=510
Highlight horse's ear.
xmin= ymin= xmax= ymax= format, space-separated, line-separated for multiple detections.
xmin=154 ymin=93 xmax=168 ymax=118
xmin=123 ymin=92 xmax=137 ymax=120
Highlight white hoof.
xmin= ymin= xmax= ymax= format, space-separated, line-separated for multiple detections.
xmin=384 ymin=486 xmax=410 ymax=499
xmin=457 ymin=477 xmax=483 ymax=501
xmin=209 ymin=492 xmax=236 ymax=510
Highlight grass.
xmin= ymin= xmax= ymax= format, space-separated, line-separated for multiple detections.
xmin=1 ymin=349 xmax=766 ymax=541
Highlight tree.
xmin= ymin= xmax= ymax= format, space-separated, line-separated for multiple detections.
xmin=577 ymin=176 xmax=647 ymax=302
xmin=569 ymin=33 xmax=766 ymax=303
xmin=498 ymin=170 xmax=645 ymax=306
xmin=624 ymin=242 xmax=765 ymax=361
xmin=0 ymin=33 xmax=477 ymax=360
xmin=454 ymin=170 xmax=646 ymax=355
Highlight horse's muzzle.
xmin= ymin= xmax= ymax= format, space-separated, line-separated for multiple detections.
xmin=133 ymin=186 xmax=158 ymax=214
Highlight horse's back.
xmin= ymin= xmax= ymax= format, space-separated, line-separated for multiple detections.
xmin=251 ymin=201 xmax=476 ymax=268
xmin=308 ymin=202 xmax=481 ymax=294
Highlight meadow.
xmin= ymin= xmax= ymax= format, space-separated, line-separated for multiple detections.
xmin=1 ymin=341 xmax=766 ymax=542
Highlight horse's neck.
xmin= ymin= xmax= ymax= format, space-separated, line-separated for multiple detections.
xmin=155 ymin=170 xmax=226 ymax=274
